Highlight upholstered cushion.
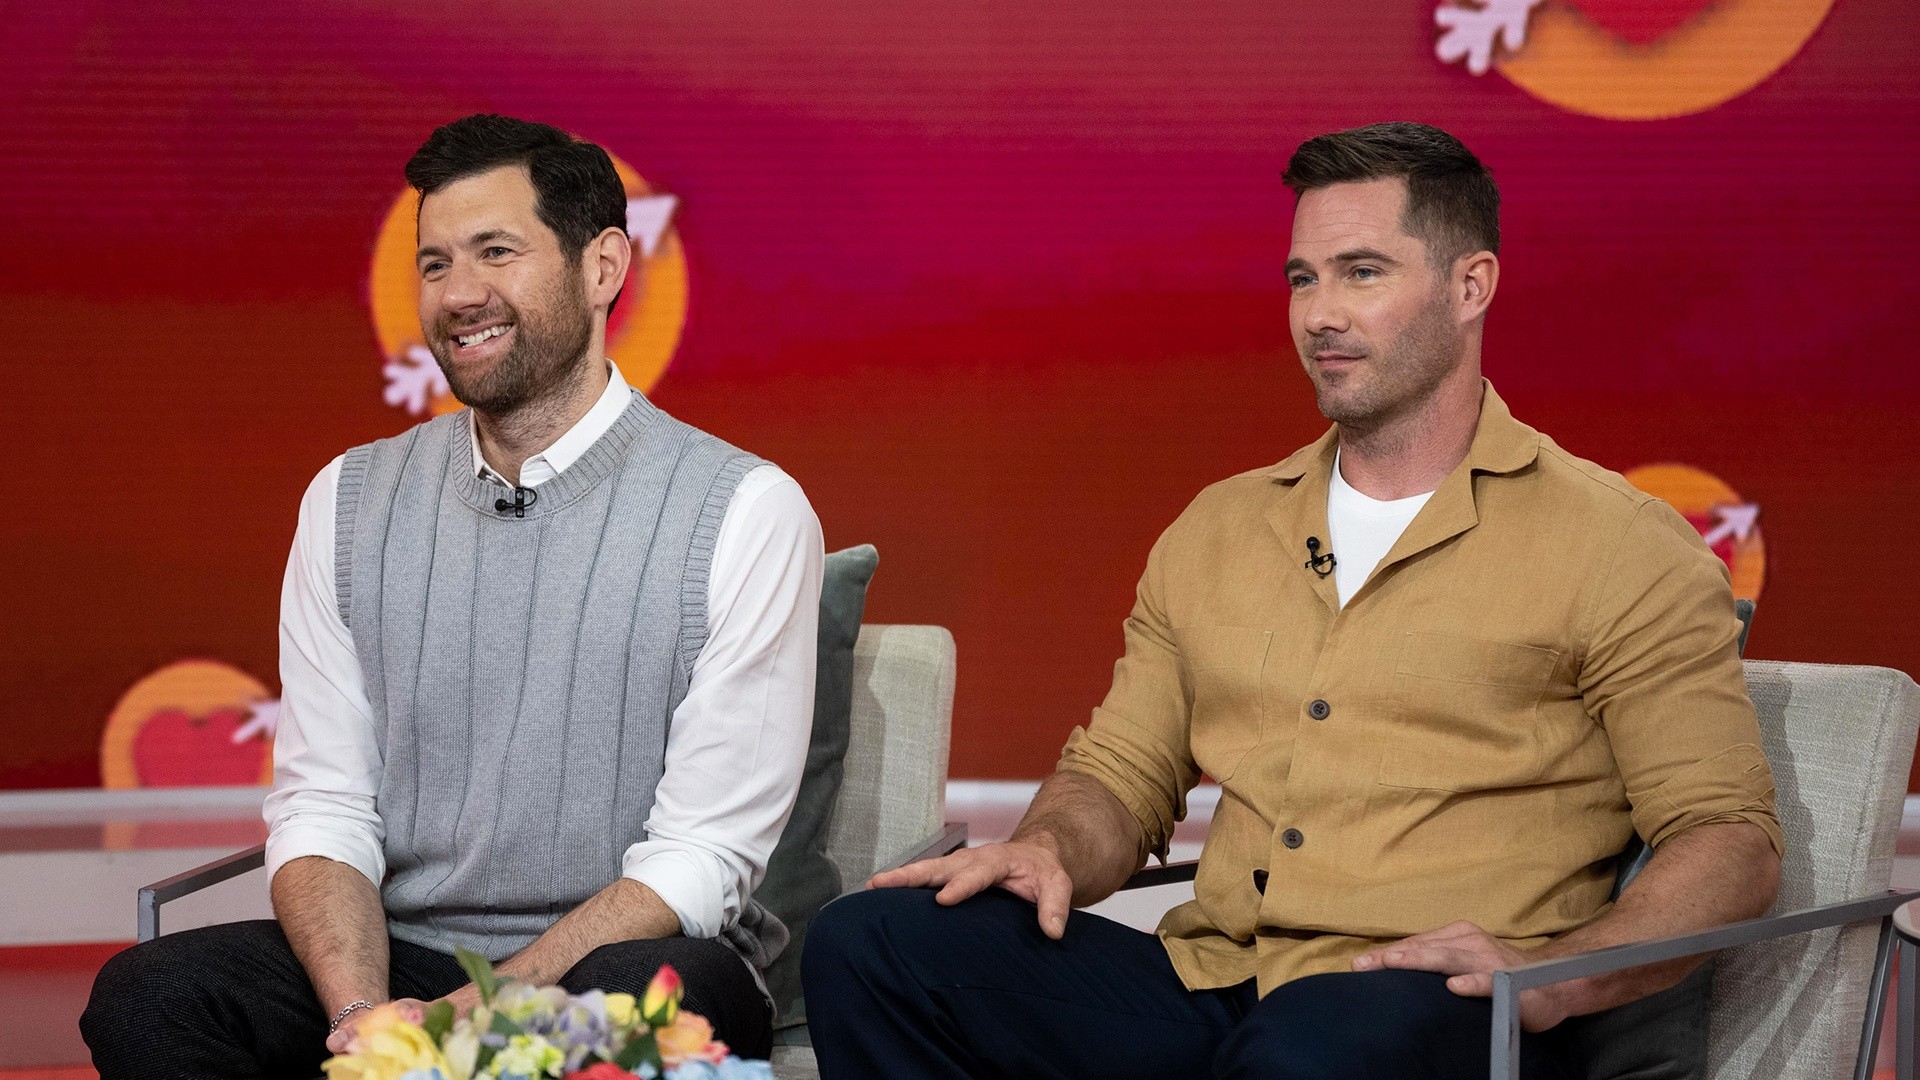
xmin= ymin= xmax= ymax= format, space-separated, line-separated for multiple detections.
xmin=1563 ymin=962 xmax=1712 ymax=1080
xmin=821 ymin=625 xmax=956 ymax=884
xmin=769 ymin=1043 xmax=820 ymax=1080
xmin=757 ymin=544 xmax=879 ymax=1032
xmin=1709 ymin=663 xmax=1920 ymax=1079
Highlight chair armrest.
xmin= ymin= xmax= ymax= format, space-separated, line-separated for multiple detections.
xmin=138 ymin=843 xmax=267 ymax=943
xmin=1485 ymin=888 xmax=1920 ymax=1080
xmin=1121 ymin=860 xmax=1198 ymax=890
xmin=870 ymin=822 xmax=969 ymax=880
xmin=1496 ymin=888 xmax=1920 ymax=991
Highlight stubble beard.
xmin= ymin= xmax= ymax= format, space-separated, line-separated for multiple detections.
xmin=428 ymin=267 xmax=594 ymax=419
xmin=1302 ymin=288 xmax=1461 ymax=436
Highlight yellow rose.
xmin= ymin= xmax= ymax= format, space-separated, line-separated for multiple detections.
xmin=350 ymin=1002 xmax=426 ymax=1050
xmin=323 ymin=1021 xmax=451 ymax=1080
xmin=603 ymin=993 xmax=639 ymax=1030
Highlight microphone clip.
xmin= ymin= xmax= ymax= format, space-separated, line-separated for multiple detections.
xmin=495 ymin=485 xmax=539 ymax=519
xmin=1304 ymin=536 xmax=1336 ymax=578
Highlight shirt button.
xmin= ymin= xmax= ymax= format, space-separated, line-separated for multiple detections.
xmin=1282 ymin=828 xmax=1305 ymax=849
xmin=1252 ymin=869 xmax=1269 ymax=894
xmin=1307 ymin=699 xmax=1331 ymax=721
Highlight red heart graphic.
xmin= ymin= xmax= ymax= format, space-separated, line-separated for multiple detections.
xmin=131 ymin=707 xmax=267 ymax=787
xmin=1566 ymin=0 xmax=1718 ymax=46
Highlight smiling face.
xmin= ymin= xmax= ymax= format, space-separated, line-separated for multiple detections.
xmin=415 ymin=164 xmax=594 ymax=415
xmin=1285 ymin=177 xmax=1471 ymax=432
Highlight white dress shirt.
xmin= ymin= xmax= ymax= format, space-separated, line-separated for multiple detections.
xmin=264 ymin=362 xmax=822 ymax=940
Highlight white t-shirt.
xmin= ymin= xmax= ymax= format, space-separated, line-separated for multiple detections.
xmin=1326 ymin=450 xmax=1435 ymax=608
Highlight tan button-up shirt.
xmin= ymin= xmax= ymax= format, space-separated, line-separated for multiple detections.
xmin=1059 ymin=382 xmax=1782 ymax=995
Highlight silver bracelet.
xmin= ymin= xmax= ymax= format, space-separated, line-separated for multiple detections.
xmin=328 ymin=999 xmax=376 ymax=1034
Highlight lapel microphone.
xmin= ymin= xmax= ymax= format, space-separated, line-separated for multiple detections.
xmin=495 ymin=486 xmax=539 ymax=519
xmin=1304 ymin=536 xmax=1337 ymax=577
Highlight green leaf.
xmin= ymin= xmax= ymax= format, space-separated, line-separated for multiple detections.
xmin=421 ymin=999 xmax=455 ymax=1042
xmin=455 ymin=947 xmax=500 ymax=1007
xmin=490 ymin=1010 xmax=523 ymax=1039
xmin=614 ymin=1031 xmax=662 ymax=1073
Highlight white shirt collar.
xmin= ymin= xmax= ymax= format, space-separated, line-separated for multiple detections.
xmin=472 ymin=360 xmax=634 ymax=488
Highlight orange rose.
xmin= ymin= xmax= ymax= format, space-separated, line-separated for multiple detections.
xmin=655 ymin=1011 xmax=726 ymax=1068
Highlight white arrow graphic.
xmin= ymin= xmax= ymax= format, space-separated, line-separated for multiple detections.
xmin=1700 ymin=503 xmax=1760 ymax=548
xmin=383 ymin=344 xmax=451 ymax=416
xmin=627 ymin=195 xmax=680 ymax=257
xmin=1434 ymin=0 xmax=1548 ymax=76
xmin=232 ymin=699 xmax=281 ymax=744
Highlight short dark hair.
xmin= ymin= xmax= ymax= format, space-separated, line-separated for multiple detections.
xmin=405 ymin=114 xmax=627 ymax=260
xmin=1281 ymin=122 xmax=1499 ymax=264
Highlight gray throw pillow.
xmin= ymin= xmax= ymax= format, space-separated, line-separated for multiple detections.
xmin=757 ymin=544 xmax=878 ymax=1031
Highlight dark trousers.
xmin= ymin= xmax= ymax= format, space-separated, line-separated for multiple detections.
xmin=802 ymin=888 xmax=1585 ymax=1080
xmin=81 ymin=919 xmax=772 ymax=1080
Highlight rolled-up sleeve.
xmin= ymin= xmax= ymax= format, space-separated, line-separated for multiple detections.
xmin=623 ymin=467 xmax=822 ymax=938
xmin=1058 ymin=527 xmax=1200 ymax=864
xmin=263 ymin=456 xmax=388 ymax=888
xmin=1578 ymin=500 xmax=1784 ymax=858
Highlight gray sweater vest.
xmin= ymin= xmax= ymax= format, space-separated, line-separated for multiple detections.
xmin=334 ymin=393 xmax=784 ymax=971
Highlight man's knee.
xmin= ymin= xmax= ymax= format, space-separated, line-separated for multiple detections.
xmin=805 ymin=886 xmax=1029 ymax=984
xmin=82 ymin=940 xmax=165 ymax=1041
xmin=564 ymin=936 xmax=730 ymax=998
xmin=81 ymin=921 xmax=300 ymax=1073
xmin=803 ymin=886 xmax=914 ymax=978
xmin=84 ymin=926 xmax=256 ymax=1032
xmin=565 ymin=936 xmax=772 ymax=1062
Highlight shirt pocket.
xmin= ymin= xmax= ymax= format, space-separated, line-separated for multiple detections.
xmin=1378 ymin=631 xmax=1562 ymax=792
xmin=1172 ymin=625 xmax=1272 ymax=784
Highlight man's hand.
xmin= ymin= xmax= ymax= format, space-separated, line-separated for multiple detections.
xmin=868 ymin=839 xmax=1076 ymax=939
xmin=1353 ymin=920 xmax=1571 ymax=1032
xmin=324 ymin=997 xmax=427 ymax=1054
xmin=863 ymin=771 xmax=1147 ymax=942
xmin=436 ymin=984 xmax=482 ymax=1018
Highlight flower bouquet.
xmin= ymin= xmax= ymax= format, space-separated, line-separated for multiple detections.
xmin=323 ymin=948 xmax=772 ymax=1080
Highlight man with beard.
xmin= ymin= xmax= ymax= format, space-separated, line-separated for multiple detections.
xmin=82 ymin=115 xmax=823 ymax=1077
xmin=803 ymin=123 xmax=1782 ymax=1078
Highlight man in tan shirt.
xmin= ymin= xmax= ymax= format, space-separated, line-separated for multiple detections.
xmin=804 ymin=123 xmax=1782 ymax=1079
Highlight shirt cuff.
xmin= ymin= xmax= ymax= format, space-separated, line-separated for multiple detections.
xmin=622 ymin=841 xmax=735 ymax=939
xmin=265 ymin=819 xmax=385 ymax=889
xmin=1632 ymin=742 xmax=1785 ymax=859
xmin=1057 ymin=720 xmax=1184 ymax=863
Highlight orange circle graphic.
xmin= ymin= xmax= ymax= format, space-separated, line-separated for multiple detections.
xmin=101 ymin=659 xmax=275 ymax=789
xmin=1624 ymin=464 xmax=1766 ymax=602
xmin=367 ymin=156 xmax=687 ymax=416
xmin=1491 ymin=0 xmax=1834 ymax=120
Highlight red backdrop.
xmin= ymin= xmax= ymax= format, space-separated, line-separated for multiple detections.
xmin=4 ymin=0 xmax=1917 ymax=788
